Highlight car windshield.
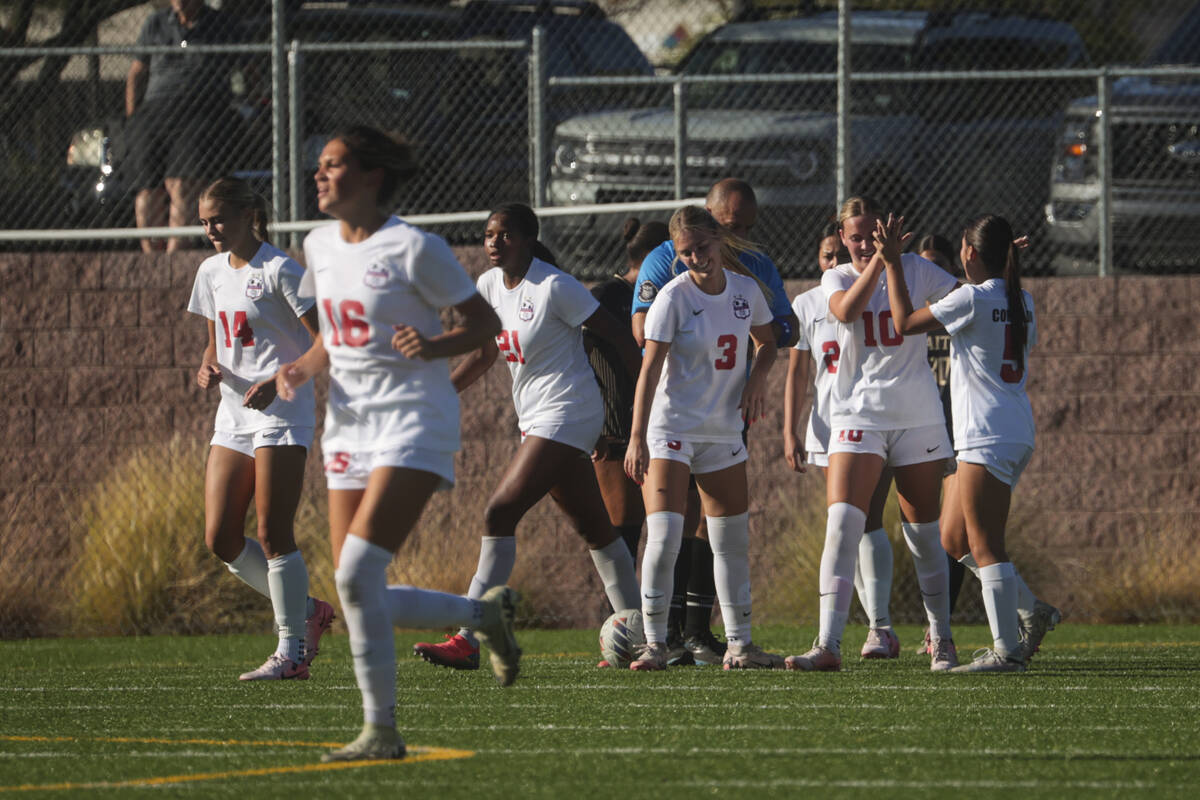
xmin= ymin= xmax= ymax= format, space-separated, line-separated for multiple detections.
xmin=1147 ymin=4 xmax=1200 ymax=65
xmin=682 ymin=41 xmax=912 ymax=113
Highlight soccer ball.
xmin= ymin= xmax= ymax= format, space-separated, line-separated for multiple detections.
xmin=599 ymin=608 xmax=645 ymax=668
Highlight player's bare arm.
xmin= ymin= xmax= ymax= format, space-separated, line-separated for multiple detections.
xmin=396 ymin=293 xmax=501 ymax=362
xmin=197 ymin=319 xmax=222 ymax=389
xmin=739 ymin=323 xmax=776 ymax=424
xmin=631 ymin=310 xmax=648 ymax=349
xmin=276 ymin=333 xmax=329 ymax=402
xmin=783 ymin=348 xmax=810 ymax=472
xmin=877 ymin=217 xmax=939 ymax=336
xmin=625 ymin=338 xmax=669 ymax=485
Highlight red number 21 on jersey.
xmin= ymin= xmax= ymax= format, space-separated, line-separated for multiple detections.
xmin=498 ymin=330 xmax=526 ymax=364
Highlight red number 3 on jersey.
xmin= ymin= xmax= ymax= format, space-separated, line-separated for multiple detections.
xmin=714 ymin=334 xmax=738 ymax=370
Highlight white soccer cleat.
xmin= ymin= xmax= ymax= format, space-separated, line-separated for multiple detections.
xmin=476 ymin=586 xmax=521 ymax=687
xmin=929 ymin=637 xmax=959 ymax=671
xmin=860 ymin=627 xmax=901 ymax=659
xmin=321 ymin=723 xmax=406 ymax=762
xmin=723 ymin=642 xmax=786 ymax=670
xmin=1019 ymin=600 xmax=1062 ymax=664
xmin=629 ymin=641 xmax=669 ymax=671
xmin=950 ymin=648 xmax=1026 ymax=673
xmin=238 ymin=653 xmax=309 ymax=681
xmin=784 ymin=642 xmax=842 ymax=672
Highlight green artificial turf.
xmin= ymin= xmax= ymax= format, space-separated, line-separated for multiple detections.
xmin=2 ymin=624 xmax=1199 ymax=797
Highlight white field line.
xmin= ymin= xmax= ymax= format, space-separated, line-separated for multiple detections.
xmin=676 ymin=777 xmax=1166 ymax=790
xmin=6 ymin=703 xmax=1200 ymax=715
xmin=2 ymin=683 xmax=1197 ymax=693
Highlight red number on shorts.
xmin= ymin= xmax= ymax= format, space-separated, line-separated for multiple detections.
xmin=497 ymin=330 xmax=526 ymax=364
xmin=837 ymin=429 xmax=863 ymax=443
xmin=861 ymin=310 xmax=902 ymax=347
xmin=322 ymin=299 xmax=371 ymax=347
xmin=325 ymin=452 xmax=351 ymax=473
xmin=714 ymin=334 xmax=738 ymax=370
xmin=218 ymin=310 xmax=254 ymax=348
xmin=821 ymin=340 xmax=840 ymax=373
xmin=1000 ymin=323 xmax=1024 ymax=383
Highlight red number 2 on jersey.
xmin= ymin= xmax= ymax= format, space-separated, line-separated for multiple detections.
xmin=714 ymin=334 xmax=738 ymax=370
xmin=821 ymin=340 xmax=840 ymax=373
xmin=497 ymin=330 xmax=526 ymax=364
xmin=218 ymin=311 xmax=254 ymax=348
xmin=1000 ymin=323 xmax=1024 ymax=383
xmin=322 ymin=299 xmax=370 ymax=347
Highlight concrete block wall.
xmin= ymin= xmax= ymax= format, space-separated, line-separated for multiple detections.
xmin=3 ymin=249 xmax=1197 ymax=632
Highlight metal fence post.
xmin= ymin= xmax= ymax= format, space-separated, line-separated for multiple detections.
xmin=837 ymin=0 xmax=851 ymax=204
xmin=674 ymin=78 xmax=687 ymax=201
xmin=271 ymin=0 xmax=287 ymax=227
xmin=529 ymin=26 xmax=548 ymax=209
xmin=1096 ymin=68 xmax=1113 ymax=278
xmin=287 ymin=40 xmax=302 ymax=251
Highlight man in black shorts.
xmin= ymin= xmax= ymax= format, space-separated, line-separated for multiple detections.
xmin=125 ymin=0 xmax=243 ymax=251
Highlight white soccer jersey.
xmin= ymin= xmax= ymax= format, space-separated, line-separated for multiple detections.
xmin=302 ymin=217 xmax=477 ymax=454
xmin=187 ymin=242 xmax=316 ymax=434
xmin=929 ymin=279 xmax=1037 ymax=450
xmin=821 ymin=252 xmax=957 ymax=431
xmin=476 ymin=258 xmax=602 ymax=432
xmin=644 ymin=270 xmax=772 ymax=443
xmin=791 ymin=287 xmax=839 ymax=455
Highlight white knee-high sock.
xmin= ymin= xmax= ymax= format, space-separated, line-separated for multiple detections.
xmin=818 ymin=503 xmax=866 ymax=653
xmin=641 ymin=511 xmax=684 ymax=644
xmin=335 ymin=534 xmax=398 ymax=729
xmin=858 ymin=527 xmax=893 ymax=630
xmin=707 ymin=513 xmax=752 ymax=647
xmin=979 ymin=561 xmax=1020 ymax=659
xmin=589 ymin=538 xmax=641 ymax=612
xmin=459 ymin=536 xmax=517 ymax=645
xmin=962 ymin=551 xmax=1037 ymax=620
xmin=227 ymin=537 xmax=271 ymax=598
xmin=267 ymin=551 xmax=309 ymax=663
xmin=386 ymin=586 xmax=481 ymax=630
xmin=902 ymin=521 xmax=951 ymax=640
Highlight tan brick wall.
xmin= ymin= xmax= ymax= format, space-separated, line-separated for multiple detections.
xmin=3 ymin=250 xmax=1197 ymax=631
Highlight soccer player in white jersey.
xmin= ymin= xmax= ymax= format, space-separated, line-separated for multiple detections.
xmin=784 ymin=223 xmax=901 ymax=660
xmin=884 ymin=214 xmax=1056 ymax=672
xmin=415 ymin=203 xmax=642 ymax=671
xmin=275 ymin=126 xmax=519 ymax=763
xmin=786 ymin=196 xmax=960 ymax=673
xmin=187 ymin=176 xmax=334 ymax=682
xmin=624 ymin=205 xmax=782 ymax=670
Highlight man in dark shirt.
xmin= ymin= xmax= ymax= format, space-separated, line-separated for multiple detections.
xmin=125 ymin=0 xmax=242 ymax=251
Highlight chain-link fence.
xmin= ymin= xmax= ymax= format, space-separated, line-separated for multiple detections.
xmin=2 ymin=0 xmax=1199 ymax=275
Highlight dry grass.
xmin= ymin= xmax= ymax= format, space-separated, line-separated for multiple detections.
xmin=1058 ymin=516 xmax=1200 ymax=623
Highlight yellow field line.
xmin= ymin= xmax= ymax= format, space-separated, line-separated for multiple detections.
xmin=0 ymin=736 xmax=473 ymax=792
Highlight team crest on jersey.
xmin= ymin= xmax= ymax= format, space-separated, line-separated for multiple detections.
xmin=637 ymin=281 xmax=658 ymax=303
xmin=363 ymin=263 xmax=390 ymax=289
xmin=244 ymin=274 xmax=265 ymax=300
xmin=518 ymin=297 xmax=535 ymax=321
xmin=732 ymin=294 xmax=750 ymax=319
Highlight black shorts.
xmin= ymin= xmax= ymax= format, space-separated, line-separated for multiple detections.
xmin=123 ymin=100 xmax=240 ymax=191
